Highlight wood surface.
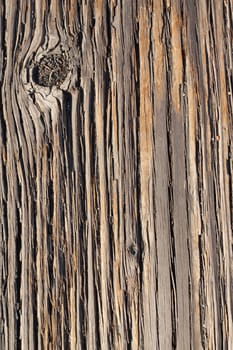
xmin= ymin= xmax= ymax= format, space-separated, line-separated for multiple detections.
xmin=0 ymin=0 xmax=233 ymax=349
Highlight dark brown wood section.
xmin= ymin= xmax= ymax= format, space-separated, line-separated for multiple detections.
xmin=0 ymin=0 xmax=233 ymax=349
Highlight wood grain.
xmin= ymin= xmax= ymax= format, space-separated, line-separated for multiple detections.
xmin=0 ymin=0 xmax=233 ymax=349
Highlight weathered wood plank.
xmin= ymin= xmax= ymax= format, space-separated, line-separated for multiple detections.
xmin=0 ymin=0 xmax=233 ymax=349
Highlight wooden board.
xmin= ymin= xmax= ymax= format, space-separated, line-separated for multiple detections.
xmin=0 ymin=0 xmax=233 ymax=349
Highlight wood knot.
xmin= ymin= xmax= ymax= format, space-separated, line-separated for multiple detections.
xmin=32 ymin=53 xmax=70 ymax=87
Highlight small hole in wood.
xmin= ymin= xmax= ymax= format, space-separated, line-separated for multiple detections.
xmin=128 ymin=244 xmax=137 ymax=256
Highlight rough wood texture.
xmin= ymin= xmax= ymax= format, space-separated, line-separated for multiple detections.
xmin=0 ymin=0 xmax=233 ymax=349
